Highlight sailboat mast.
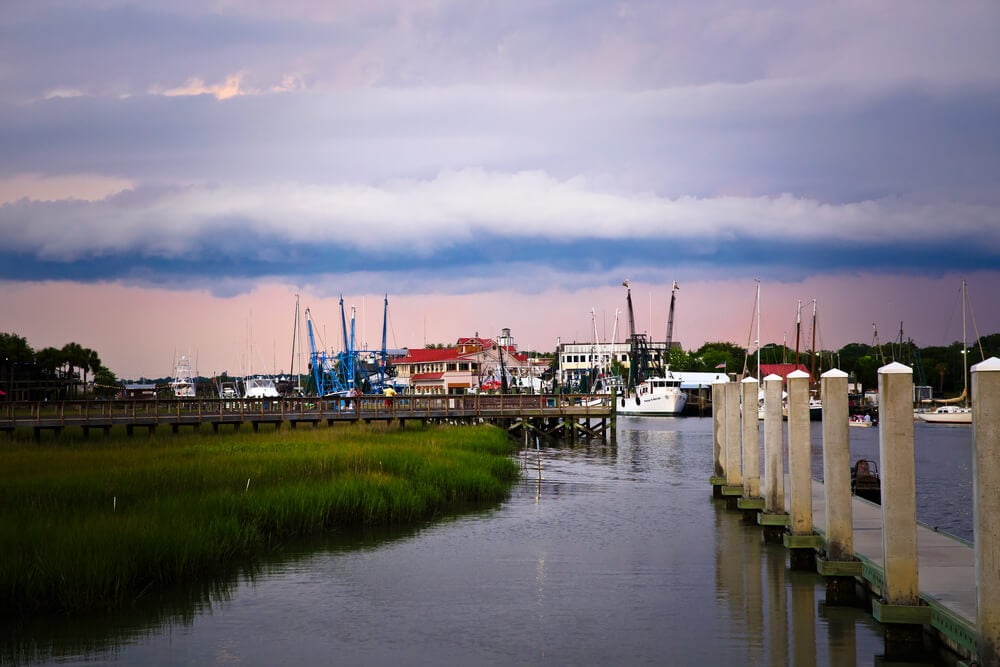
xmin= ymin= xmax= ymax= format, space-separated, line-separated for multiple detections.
xmin=290 ymin=294 xmax=301 ymax=393
xmin=962 ymin=279 xmax=968 ymax=408
xmin=755 ymin=279 xmax=761 ymax=380
xmin=794 ymin=300 xmax=802 ymax=368
xmin=809 ymin=299 xmax=817 ymax=381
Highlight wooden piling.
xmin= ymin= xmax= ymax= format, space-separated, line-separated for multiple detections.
xmin=972 ymin=357 xmax=1000 ymax=666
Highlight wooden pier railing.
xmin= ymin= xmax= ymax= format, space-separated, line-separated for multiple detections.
xmin=0 ymin=393 xmax=616 ymax=441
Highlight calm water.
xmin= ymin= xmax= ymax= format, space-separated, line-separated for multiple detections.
xmin=7 ymin=418 xmax=973 ymax=666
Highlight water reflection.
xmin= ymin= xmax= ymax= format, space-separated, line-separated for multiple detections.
xmin=9 ymin=417 xmax=970 ymax=666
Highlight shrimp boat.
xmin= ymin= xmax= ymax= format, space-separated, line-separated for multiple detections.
xmin=618 ymin=373 xmax=688 ymax=416
xmin=618 ymin=280 xmax=687 ymax=416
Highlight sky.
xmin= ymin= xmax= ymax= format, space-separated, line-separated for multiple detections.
xmin=2 ymin=0 xmax=999 ymax=380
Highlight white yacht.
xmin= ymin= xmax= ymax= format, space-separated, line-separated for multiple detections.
xmin=244 ymin=376 xmax=280 ymax=399
xmin=916 ymin=405 xmax=971 ymax=425
xmin=170 ymin=355 xmax=196 ymax=398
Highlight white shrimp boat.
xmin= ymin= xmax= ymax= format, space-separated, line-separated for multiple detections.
xmin=619 ymin=373 xmax=688 ymax=416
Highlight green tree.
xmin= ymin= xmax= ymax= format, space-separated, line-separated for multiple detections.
xmin=60 ymin=342 xmax=88 ymax=395
xmin=93 ymin=365 xmax=119 ymax=398
xmin=0 ymin=332 xmax=34 ymax=363
xmin=82 ymin=348 xmax=102 ymax=396
xmin=691 ymin=342 xmax=746 ymax=373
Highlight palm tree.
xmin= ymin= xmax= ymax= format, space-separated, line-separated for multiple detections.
xmin=35 ymin=346 xmax=66 ymax=399
xmin=935 ymin=362 xmax=949 ymax=395
xmin=82 ymin=348 xmax=102 ymax=397
xmin=60 ymin=342 xmax=87 ymax=397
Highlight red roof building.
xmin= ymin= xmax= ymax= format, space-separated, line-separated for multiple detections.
xmin=391 ymin=335 xmax=531 ymax=394
xmin=759 ymin=363 xmax=812 ymax=382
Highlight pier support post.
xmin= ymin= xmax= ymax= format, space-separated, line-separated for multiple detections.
xmin=722 ymin=382 xmax=744 ymax=508
xmin=784 ymin=370 xmax=821 ymax=569
xmin=737 ymin=377 xmax=764 ymax=522
xmin=759 ymin=374 xmax=788 ymax=543
xmin=972 ymin=357 xmax=1000 ymax=667
xmin=816 ymin=368 xmax=862 ymax=604
xmin=710 ymin=382 xmax=727 ymax=498
xmin=874 ymin=362 xmax=929 ymax=659
xmin=610 ymin=390 xmax=617 ymax=445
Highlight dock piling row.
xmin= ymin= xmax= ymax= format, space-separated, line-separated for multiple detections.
xmin=709 ymin=358 xmax=1000 ymax=666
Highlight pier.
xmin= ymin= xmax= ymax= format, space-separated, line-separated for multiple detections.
xmin=0 ymin=393 xmax=616 ymax=443
xmin=711 ymin=357 xmax=1000 ymax=665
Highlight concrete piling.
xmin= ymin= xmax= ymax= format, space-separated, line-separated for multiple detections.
xmin=711 ymin=382 xmax=727 ymax=497
xmin=758 ymin=373 xmax=788 ymax=542
xmin=737 ymin=377 xmax=764 ymax=520
xmin=972 ymin=357 xmax=1000 ymax=667
xmin=722 ymin=382 xmax=744 ymax=506
xmin=815 ymin=369 xmax=862 ymax=604
xmin=783 ymin=369 xmax=821 ymax=569
xmin=872 ymin=361 xmax=929 ymax=657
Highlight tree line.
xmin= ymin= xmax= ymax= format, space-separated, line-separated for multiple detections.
xmin=4 ymin=329 xmax=999 ymax=402
xmin=0 ymin=332 xmax=118 ymax=400
xmin=671 ymin=333 xmax=1000 ymax=398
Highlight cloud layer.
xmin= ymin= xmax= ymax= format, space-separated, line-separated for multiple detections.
xmin=2 ymin=1 xmax=999 ymax=375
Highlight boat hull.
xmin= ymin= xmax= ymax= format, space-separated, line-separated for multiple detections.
xmin=618 ymin=392 xmax=687 ymax=416
xmin=916 ymin=411 xmax=971 ymax=424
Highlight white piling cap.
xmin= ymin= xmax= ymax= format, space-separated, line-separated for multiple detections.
xmin=763 ymin=374 xmax=783 ymax=382
xmin=972 ymin=357 xmax=1000 ymax=373
xmin=741 ymin=376 xmax=758 ymax=384
xmin=878 ymin=361 xmax=912 ymax=374
xmin=821 ymin=368 xmax=849 ymax=378
xmin=787 ymin=369 xmax=810 ymax=379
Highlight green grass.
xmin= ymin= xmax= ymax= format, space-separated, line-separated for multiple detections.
xmin=0 ymin=423 xmax=519 ymax=614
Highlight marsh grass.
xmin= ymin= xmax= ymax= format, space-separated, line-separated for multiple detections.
xmin=0 ymin=423 xmax=518 ymax=614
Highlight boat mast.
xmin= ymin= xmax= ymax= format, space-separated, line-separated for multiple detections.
xmin=290 ymin=294 xmax=302 ymax=394
xmin=809 ymin=299 xmax=817 ymax=382
xmin=380 ymin=294 xmax=389 ymax=390
xmin=793 ymin=300 xmax=802 ymax=369
xmin=962 ymin=279 xmax=968 ymax=408
xmin=755 ymin=279 xmax=761 ymax=380
xmin=592 ymin=307 xmax=600 ymax=376
xmin=665 ymin=281 xmax=678 ymax=368
xmin=872 ymin=322 xmax=885 ymax=366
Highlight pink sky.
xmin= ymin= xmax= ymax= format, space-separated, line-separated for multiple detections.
xmin=3 ymin=271 xmax=996 ymax=380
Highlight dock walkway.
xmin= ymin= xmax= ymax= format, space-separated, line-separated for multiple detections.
xmin=806 ymin=478 xmax=977 ymax=654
